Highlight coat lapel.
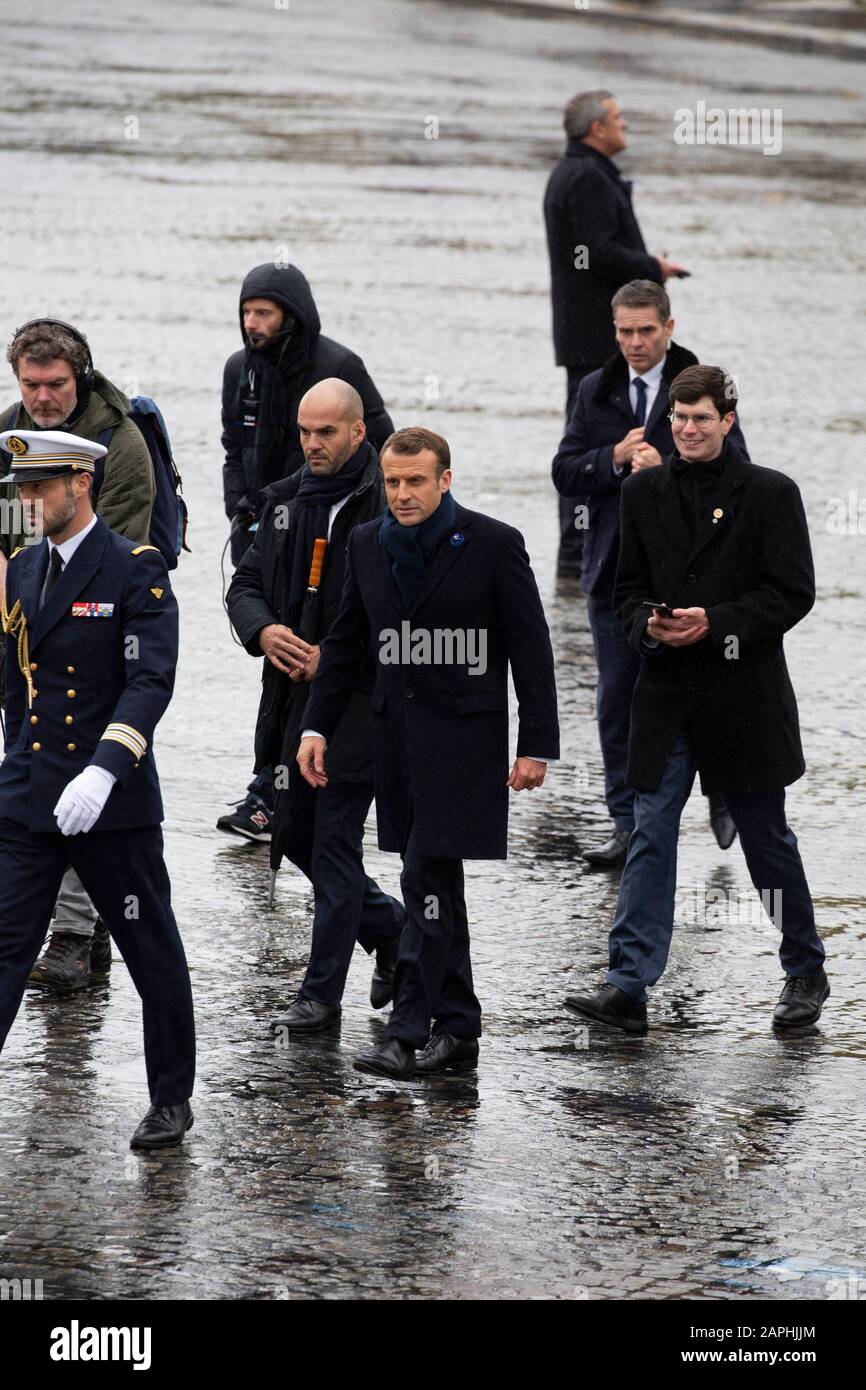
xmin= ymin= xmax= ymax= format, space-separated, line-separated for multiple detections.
xmin=685 ymin=465 xmax=745 ymax=566
xmin=652 ymin=451 xmax=749 ymax=565
xmin=651 ymin=463 xmax=692 ymax=557
xmin=17 ymin=542 xmax=49 ymax=623
xmin=410 ymin=503 xmax=473 ymax=618
xmin=29 ymin=521 xmax=111 ymax=653
xmin=644 ymin=379 xmax=670 ymax=436
xmin=609 ymin=386 xmax=635 ymax=427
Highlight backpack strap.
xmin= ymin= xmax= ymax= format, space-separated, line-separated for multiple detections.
xmin=93 ymin=425 xmax=114 ymax=501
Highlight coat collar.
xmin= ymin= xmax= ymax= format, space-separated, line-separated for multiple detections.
xmin=651 ymin=440 xmax=750 ymax=564
xmin=27 ymin=517 xmax=112 ymax=653
xmin=592 ymin=341 xmax=699 ymax=432
xmin=263 ymin=442 xmax=380 ymax=507
xmin=372 ymin=500 xmax=475 ymax=619
xmin=563 ymin=142 xmax=622 ymax=182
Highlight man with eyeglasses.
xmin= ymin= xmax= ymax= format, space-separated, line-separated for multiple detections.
xmin=564 ymin=364 xmax=828 ymax=1034
xmin=552 ymin=279 xmax=746 ymax=866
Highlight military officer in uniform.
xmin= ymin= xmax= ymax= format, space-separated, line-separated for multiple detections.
xmin=0 ymin=428 xmax=196 ymax=1149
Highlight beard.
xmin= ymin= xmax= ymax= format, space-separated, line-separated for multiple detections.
xmin=31 ymin=405 xmax=69 ymax=428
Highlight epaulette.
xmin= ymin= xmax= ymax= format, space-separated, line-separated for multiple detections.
xmin=9 ymin=547 xmax=24 ymax=560
xmin=131 ymin=545 xmax=160 ymax=556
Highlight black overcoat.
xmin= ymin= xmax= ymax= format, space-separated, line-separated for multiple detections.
xmin=303 ymin=502 xmax=560 ymax=859
xmin=543 ymin=142 xmax=662 ymax=370
xmin=613 ymin=442 xmax=815 ymax=793
xmin=226 ymin=445 xmax=385 ymax=782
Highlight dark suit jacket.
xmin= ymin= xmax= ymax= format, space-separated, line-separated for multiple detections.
xmin=303 ymin=502 xmax=560 ymax=859
xmin=613 ymin=442 xmax=814 ymax=794
xmin=552 ymin=343 xmax=749 ymax=598
xmin=0 ymin=519 xmax=176 ymax=831
xmin=543 ymin=142 xmax=662 ymax=370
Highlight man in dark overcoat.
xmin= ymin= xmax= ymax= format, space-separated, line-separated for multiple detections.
xmin=552 ymin=279 xmax=746 ymax=864
xmin=227 ymin=380 xmax=404 ymax=1031
xmin=564 ymin=365 xmax=828 ymax=1034
xmin=543 ymin=89 xmax=687 ymax=574
xmin=298 ymin=427 xmax=560 ymax=1079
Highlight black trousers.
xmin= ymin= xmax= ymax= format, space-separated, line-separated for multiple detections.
xmin=384 ymin=821 xmax=482 ymax=1049
xmin=557 ymin=365 xmax=591 ymax=571
xmin=0 ymin=818 xmax=195 ymax=1106
xmin=286 ymin=780 xmax=405 ymax=1006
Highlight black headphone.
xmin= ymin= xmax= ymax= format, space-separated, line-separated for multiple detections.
xmin=11 ymin=317 xmax=94 ymax=393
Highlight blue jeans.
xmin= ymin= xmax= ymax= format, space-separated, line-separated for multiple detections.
xmin=607 ymin=736 xmax=825 ymax=1002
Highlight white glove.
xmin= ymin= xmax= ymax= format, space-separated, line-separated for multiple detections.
xmin=53 ymin=765 xmax=117 ymax=836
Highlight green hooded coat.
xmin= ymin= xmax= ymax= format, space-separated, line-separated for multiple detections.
xmin=0 ymin=369 xmax=155 ymax=555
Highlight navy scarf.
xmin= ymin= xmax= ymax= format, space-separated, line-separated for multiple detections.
xmin=284 ymin=440 xmax=373 ymax=632
xmin=378 ymin=490 xmax=457 ymax=611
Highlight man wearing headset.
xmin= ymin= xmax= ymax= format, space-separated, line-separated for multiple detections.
xmin=0 ymin=319 xmax=156 ymax=993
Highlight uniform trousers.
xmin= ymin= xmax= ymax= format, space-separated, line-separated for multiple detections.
xmin=0 ymin=818 xmax=195 ymax=1105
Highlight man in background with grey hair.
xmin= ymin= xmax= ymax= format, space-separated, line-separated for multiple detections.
xmin=544 ymin=90 xmax=688 ymax=575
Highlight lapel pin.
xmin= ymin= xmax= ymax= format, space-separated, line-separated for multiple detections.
xmin=712 ymin=508 xmax=724 ymax=525
xmin=449 ymin=532 xmax=465 ymax=547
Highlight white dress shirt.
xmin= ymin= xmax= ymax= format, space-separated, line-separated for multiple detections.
xmin=613 ymin=354 xmax=667 ymax=478
xmin=629 ymin=354 xmax=665 ymax=423
xmin=46 ymin=513 xmax=98 ymax=571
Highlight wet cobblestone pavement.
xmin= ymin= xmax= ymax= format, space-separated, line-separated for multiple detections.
xmin=0 ymin=0 xmax=864 ymax=1300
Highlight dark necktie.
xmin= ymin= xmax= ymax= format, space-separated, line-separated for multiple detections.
xmin=40 ymin=548 xmax=64 ymax=610
xmin=633 ymin=377 xmax=647 ymax=426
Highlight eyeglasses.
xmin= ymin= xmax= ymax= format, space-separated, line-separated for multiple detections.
xmin=669 ymin=410 xmax=722 ymax=429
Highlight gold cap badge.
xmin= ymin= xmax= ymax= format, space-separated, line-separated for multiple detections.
xmin=6 ymin=436 xmax=28 ymax=455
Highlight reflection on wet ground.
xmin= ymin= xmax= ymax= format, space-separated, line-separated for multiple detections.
xmin=0 ymin=0 xmax=863 ymax=1299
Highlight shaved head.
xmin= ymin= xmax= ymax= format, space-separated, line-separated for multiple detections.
xmin=300 ymin=377 xmax=364 ymax=423
xmin=297 ymin=377 xmax=367 ymax=476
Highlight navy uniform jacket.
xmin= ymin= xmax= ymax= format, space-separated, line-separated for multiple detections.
xmin=303 ymin=502 xmax=560 ymax=860
xmin=0 ymin=517 xmax=177 ymax=832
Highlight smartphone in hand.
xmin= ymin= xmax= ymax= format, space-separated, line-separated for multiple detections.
xmin=642 ymin=600 xmax=674 ymax=620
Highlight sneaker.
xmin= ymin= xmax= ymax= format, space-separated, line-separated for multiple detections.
xmin=28 ymin=931 xmax=91 ymax=992
xmin=90 ymin=918 xmax=112 ymax=975
xmin=216 ymin=790 xmax=273 ymax=842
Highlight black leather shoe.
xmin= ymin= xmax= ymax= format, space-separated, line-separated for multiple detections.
xmin=272 ymin=995 xmax=342 ymax=1033
xmin=415 ymin=1031 xmax=479 ymax=1075
xmin=564 ymin=982 xmax=648 ymax=1034
xmin=773 ymin=969 xmax=830 ymax=1028
xmin=130 ymin=1100 xmax=193 ymax=1150
xmin=583 ymin=829 xmax=631 ymax=867
xmin=353 ymin=1037 xmax=416 ymax=1079
xmin=708 ymin=792 xmax=737 ymax=850
xmin=370 ymin=936 xmax=400 ymax=1010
